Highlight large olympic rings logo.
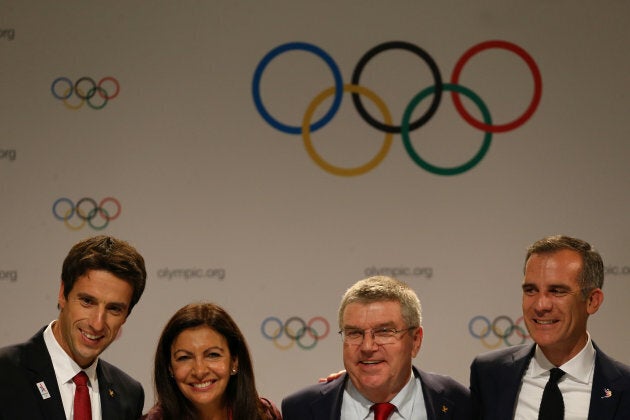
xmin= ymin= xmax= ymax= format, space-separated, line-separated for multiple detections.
xmin=52 ymin=197 xmax=121 ymax=230
xmin=468 ymin=315 xmax=531 ymax=349
xmin=261 ymin=316 xmax=330 ymax=350
xmin=51 ymin=76 xmax=120 ymax=110
xmin=252 ymin=40 xmax=542 ymax=176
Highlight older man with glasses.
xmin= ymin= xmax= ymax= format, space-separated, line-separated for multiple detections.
xmin=282 ymin=275 xmax=471 ymax=420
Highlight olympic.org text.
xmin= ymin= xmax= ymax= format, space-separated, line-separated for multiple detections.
xmin=0 ymin=270 xmax=17 ymax=282
xmin=365 ymin=266 xmax=433 ymax=279
xmin=157 ymin=268 xmax=226 ymax=281
xmin=0 ymin=29 xmax=15 ymax=41
xmin=0 ymin=149 xmax=16 ymax=162
xmin=605 ymin=266 xmax=630 ymax=276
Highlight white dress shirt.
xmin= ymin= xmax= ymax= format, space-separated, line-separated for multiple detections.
xmin=43 ymin=321 xmax=102 ymax=420
xmin=341 ymin=369 xmax=427 ymax=419
xmin=514 ymin=333 xmax=595 ymax=420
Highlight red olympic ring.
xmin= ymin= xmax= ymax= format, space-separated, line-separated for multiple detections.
xmin=306 ymin=316 xmax=330 ymax=340
xmin=450 ymin=40 xmax=542 ymax=133
xmin=97 ymin=76 xmax=121 ymax=100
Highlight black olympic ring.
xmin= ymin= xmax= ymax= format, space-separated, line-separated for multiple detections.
xmin=261 ymin=316 xmax=330 ymax=350
xmin=51 ymin=76 xmax=120 ymax=110
xmin=468 ymin=315 xmax=530 ymax=349
xmin=52 ymin=197 xmax=121 ymax=231
xmin=252 ymin=40 xmax=542 ymax=177
xmin=351 ymin=41 xmax=443 ymax=134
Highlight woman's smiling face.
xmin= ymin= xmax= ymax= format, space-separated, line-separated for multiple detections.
xmin=170 ymin=325 xmax=237 ymax=415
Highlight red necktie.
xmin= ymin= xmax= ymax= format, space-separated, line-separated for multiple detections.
xmin=372 ymin=402 xmax=396 ymax=420
xmin=72 ymin=371 xmax=92 ymax=420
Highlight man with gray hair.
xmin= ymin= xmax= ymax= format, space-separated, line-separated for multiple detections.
xmin=282 ymin=276 xmax=470 ymax=419
xmin=470 ymin=235 xmax=630 ymax=419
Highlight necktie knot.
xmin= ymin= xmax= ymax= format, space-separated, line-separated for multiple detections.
xmin=372 ymin=402 xmax=396 ymax=420
xmin=549 ymin=367 xmax=565 ymax=384
xmin=73 ymin=371 xmax=89 ymax=387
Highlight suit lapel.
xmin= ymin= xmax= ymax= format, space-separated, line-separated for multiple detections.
xmin=418 ymin=368 xmax=455 ymax=419
xmin=22 ymin=328 xmax=66 ymax=420
xmin=98 ymin=362 xmax=122 ymax=420
xmin=310 ymin=374 xmax=347 ymax=420
xmin=588 ymin=344 xmax=625 ymax=420
xmin=497 ymin=345 xmax=535 ymax=417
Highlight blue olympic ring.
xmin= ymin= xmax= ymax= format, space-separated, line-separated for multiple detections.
xmin=252 ymin=42 xmax=343 ymax=134
xmin=261 ymin=316 xmax=330 ymax=350
xmin=468 ymin=315 xmax=530 ymax=349
xmin=51 ymin=76 xmax=120 ymax=110
xmin=252 ymin=40 xmax=542 ymax=176
xmin=52 ymin=197 xmax=121 ymax=231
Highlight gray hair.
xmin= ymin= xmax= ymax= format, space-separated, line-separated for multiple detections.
xmin=338 ymin=276 xmax=422 ymax=329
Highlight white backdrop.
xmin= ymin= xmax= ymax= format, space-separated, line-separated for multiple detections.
xmin=1 ymin=1 xmax=629 ymax=412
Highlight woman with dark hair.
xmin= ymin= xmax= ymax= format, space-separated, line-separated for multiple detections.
xmin=143 ymin=302 xmax=281 ymax=420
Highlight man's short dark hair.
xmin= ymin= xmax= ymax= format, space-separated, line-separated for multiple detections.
xmin=61 ymin=235 xmax=147 ymax=314
xmin=525 ymin=235 xmax=604 ymax=298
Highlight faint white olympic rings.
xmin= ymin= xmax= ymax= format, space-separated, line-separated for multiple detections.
xmin=51 ymin=76 xmax=120 ymax=110
xmin=468 ymin=315 xmax=530 ymax=349
xmin=52 ymin=197 xmax=121 ymax=231
xmin=261 ymin=316 xmax=330 ymax=350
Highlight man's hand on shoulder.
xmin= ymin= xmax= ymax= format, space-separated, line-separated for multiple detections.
xmin=318 ymin=370 xmax=345 ymax=383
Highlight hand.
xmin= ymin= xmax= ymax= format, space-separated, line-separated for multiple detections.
xmin=318 ymin=370 xmax=345 ymax=383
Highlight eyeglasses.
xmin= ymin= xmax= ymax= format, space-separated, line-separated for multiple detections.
xmin=338 ymin=327 xmax=416 ymax=345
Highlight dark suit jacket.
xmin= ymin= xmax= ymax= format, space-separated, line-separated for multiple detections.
xmin=0 ymin=326 xmax=144 ymax=420
xmin=281 ymin=366 xmax=471 ymax=419
xmin=470 ymin=342 xmax=630 ymax=420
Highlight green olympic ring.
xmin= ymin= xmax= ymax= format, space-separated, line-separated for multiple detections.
xmin=402 ymin=83 xmax=492 ymax=176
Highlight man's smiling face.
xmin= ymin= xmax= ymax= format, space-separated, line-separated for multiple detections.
xmin=342 ymin=300 xmax=422 ymax=403
xmin=522 ymin=249 xmax=603 ymax=366
xmin=54 ymin=269 xmax=132 ymax=368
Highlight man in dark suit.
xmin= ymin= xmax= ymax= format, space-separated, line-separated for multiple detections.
xmin=0 ymin=235 xmax=147 ymax=419
xmin=282 ymin=276 xmax=470 ymax=419
xmin=470 ymin=235 xmax=630 ymax=419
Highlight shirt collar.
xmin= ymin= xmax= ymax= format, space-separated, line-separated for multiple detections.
xmin=345 ymin=368 xmax=418 ymax=418
xmin=532 ymin=332 xmax=596 ymax=384
xmin=389 ymin=370 xmax=419 ymax=419
xmin=44 ymin=321 xmax=99 ymax=386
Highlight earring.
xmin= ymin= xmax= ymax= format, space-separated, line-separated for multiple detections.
xmin=231 ymin=368 xmax=238 ymax=375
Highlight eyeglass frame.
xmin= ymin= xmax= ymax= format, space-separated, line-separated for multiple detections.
xmin=338 ymin=326 xmax=418 ymax=345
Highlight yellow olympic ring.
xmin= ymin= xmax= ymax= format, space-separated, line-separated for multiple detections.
xmin=63 ymin=207 xmax=86 ymax=231
xmin=62 ymin=86 xmax=85 ymax=110
xmin=478 ymin=324 xmax=503 ymax=350
xmin=271 ymin=324 xmax=295 ymax=350
xmin=302 ymin=84 xmax=393 ymax=177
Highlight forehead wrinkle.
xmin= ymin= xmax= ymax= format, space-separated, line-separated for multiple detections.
xmin=344 ymin=302 xmax=400 ymax=328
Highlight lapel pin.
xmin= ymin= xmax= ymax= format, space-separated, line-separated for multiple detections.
xmin=108 ymin=388 xmax=116 ymax=398
xmin=36 ymin=381 xmax=51 ymax=400
xmin=441 ymin=405 xmax=449 ymax=413
xmin=601 ymin=388 xmax=612 ymax=399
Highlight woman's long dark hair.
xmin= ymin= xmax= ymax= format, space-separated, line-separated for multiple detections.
xmin=153 ymin=302 xmax=270 ymax=420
